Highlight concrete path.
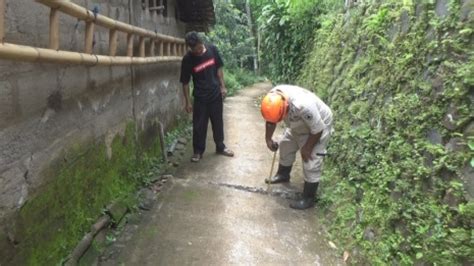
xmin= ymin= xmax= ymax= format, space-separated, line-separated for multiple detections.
xmin=100 ymin=83 xmax=342 ymax=265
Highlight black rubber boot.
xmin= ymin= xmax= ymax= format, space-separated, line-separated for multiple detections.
xmin=290 ymin=182 xmax=319 ymax=210
xmin=265 ymin=164 xmax=292 ymax=184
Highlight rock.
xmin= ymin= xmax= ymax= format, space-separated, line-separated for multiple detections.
xmin=106 ymin=201 xmax=128 ymax=223
xmin=463 ymin=121 xmax=474 ymax=137
xmin=431 ymin=76 xmax=444 ymax=97
xmin=161 ymin=174 xmax=173 ymax=180
xmin=442 ymin=106 xmax=459 ymax=131
xmin=174 ymin=143 xmax=185 ymax=151
xmin=440 ymin=168 xmax=456 ymax=182
xmin=445 ymin=138 xmax=465 ymax=152
xmin=138 ymin=188 xmax=156 ymax=211
xmin=151 ymin=182 xmax=162 ymax=193
xmin=395 ymin=220 xmax=410 ymax=238
xmin=400 ymin=9 xmax=410 ymax=35
xmin=388 ymin=24 xmax=399 ymax=41
xmin=443 ymin=188 xmax=461 ymax=209
xmin=149 ymin=176 xmax=161 ymax=183
xmin=435 ymin=0 xmax=449 ymax=18
xmin=460 ymin=0 xmax=474 ymax=21
xmin=423 ymin=151 xmax=435 ymax=168
xmin=0 ymin=167 xmax=29 ymax=212
xmin=177 ymin=138 xmax=188 ymax=145
xmin=415 ymin=4 xmax=424 ymax=18
xmin=0 ymin=230 xmax=15 ymax=263
xmin=460 ymin=164 xmax=474 ymax=200
xmin=391 ymin=190 xmax=402 ymax=201
xmin=126 ymin=212 xmax=142 ymax=225
xmin=421 ymin=176 xmax=434 ymax=192
xmin=426 ymin=129 xmax=443 ymax=145
xmin=363 ymin=228 xmax=376 ymax=241
xmin=425 ymin=27 xmax=437 ymax=42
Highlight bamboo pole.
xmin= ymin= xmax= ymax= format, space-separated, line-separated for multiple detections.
xmin=150 ymin=39 xmax=155 ymax=57
xmin=36 ymin=0 xmax=184 ymax=44
xmin=158 ymin=41 xmax=163 ymax=56
xmin=49 ymin=8 xmax=60 ymax=50
xmin=0 ymin=42 xmax=182 ymax=65
xmin=109 ymin=29 xmax=118 ymax=56
xmin=126 ymin=33 xmax=133 ymax=57
xmin=0 ymin=0 xmax=5 ymax=42
xmin=173 ymin=43 xmax=178 ymax=56
xmin=139 ymin=36 xmax=145 ymax=57
xmin=182 ymin=44 xmax=187 ymax=56
xmin=84 ymin=21 xmax=94 ymax=54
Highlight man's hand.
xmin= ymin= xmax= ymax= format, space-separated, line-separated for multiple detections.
xmin=221 ymin=87 xmax=228 ymax=99
xmin=185 ymin=103 xmax=193 ymax=113
xmin=300 ymin=145 xmax=313 ymax=162
xmin=266 ymin=139 xmax=279 ymax=151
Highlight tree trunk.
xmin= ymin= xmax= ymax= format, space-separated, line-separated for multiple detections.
xmin=245 ymin=0 xmax=258 ymax=73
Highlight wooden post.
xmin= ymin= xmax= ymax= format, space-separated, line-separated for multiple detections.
xmin=49 ymin=8 xmax=60 ymax=50
xmin=138 ymin=36 xmax=145 ymax=57
xmin=149 ymin=39 xmax=155 ymax=56
xmin=158 ymin=40 xmax=163 ymax=56
xmin=0 ymin=0 xmax=4 ymax=43
xmin=109 ymin=29 xmax=118 ymax=56
xmin=173 ymin=43 xmax=178 ymax=56
xmin=166 ymin=42 xmax=171 ymax=56
xmin=84 ymin=21 xmax=95 ymax=54
xmin=126 ymin=33 xmax=133 ymax=57
xmin=170 ymin=43 xmax=175 ymax=56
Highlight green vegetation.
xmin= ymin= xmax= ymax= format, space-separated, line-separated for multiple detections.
xmin=251 ymin=0 xmax=343 ymax=83
xmin=208 ymin=0 xmax=265 ymax=95
xmin=227 ymin=0 xmax=474 ymax=263
xmin=224 ymin=68 xmax=264 ymax=96
xmin=295 ymin=1 xmax=473 ymax=264
xmin=14 ymin=120 xmax=190 ymax=265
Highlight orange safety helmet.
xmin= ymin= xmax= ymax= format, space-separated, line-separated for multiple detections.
xmin=261 ymin=91 xmax=289 ymax=123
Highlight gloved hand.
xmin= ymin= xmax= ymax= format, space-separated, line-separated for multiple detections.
xmin=266 ymin=139 xmax=279 ymax=151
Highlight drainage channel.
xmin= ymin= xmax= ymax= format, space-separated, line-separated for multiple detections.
xmin=209 ymin=182 xmax=300 ymax=200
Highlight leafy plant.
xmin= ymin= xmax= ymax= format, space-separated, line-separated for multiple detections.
xmin=296 ymin=0 xmax=473 ymax=264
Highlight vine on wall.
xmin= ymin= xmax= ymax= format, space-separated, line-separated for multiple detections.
xmin=298 ymin=1 xmax=473 ymax=264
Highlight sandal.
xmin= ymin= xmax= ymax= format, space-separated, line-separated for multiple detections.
xmin=190 ymin=154 xmax=202 ymax=163
xmin=216 ymin=148 xmax=234 ymax=157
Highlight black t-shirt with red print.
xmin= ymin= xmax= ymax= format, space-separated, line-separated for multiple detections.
xmin=180 ymin=44 xmax=224 ymax=103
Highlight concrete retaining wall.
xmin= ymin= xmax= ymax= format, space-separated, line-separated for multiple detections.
xmin=0 ymin=0 xmax=185 ymax=247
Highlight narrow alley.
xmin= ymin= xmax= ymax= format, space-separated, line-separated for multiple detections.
xmin=99 ymin=83 xmax=341 ymax=265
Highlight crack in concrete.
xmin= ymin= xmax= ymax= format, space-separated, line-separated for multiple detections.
xmin=209 ymin=182 xmax=300 ymax=200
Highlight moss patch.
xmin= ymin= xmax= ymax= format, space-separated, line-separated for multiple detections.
xmin=298 ymin=1 xmax=473 ymax=264
xmin=8 ymin=119 xmax=190 ymax=265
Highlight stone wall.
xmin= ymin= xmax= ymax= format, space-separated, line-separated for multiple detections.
xmin=298 ymin=0 xmax=473 ymax=263
xmin=0 ymin=0 xmax=186 ymax=263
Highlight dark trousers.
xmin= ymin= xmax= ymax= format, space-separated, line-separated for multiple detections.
xmin=193 ymin=97 xmax=225 ymax=154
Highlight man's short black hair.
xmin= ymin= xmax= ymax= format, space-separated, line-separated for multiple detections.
xmin=185 ymin=31 xmax=203 ymax=48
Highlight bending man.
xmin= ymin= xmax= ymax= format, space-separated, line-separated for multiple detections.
xmin=261 ymin=85 xmax=333 ymax=210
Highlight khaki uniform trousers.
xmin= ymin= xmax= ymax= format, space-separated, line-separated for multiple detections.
xmin=279 ymin=125 xmax=333 ymax=183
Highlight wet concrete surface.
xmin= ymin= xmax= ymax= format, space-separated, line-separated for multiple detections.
xmin=99 ymin=83 xmax=342 ymax=265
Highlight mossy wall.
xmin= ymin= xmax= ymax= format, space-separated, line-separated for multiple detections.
xmin=298 ymin=0 xmax=473 ymax=264
xmin=1 ymin=120 xmax=172 ymax=265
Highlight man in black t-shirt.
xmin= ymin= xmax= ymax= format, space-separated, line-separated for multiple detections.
xmin=180 ymin=31 xmax=234 ymax=162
